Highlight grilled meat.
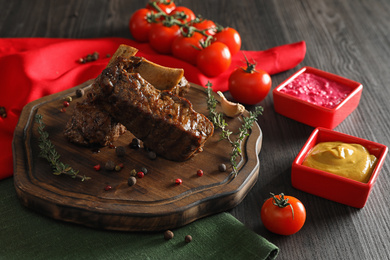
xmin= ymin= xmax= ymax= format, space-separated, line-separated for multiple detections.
xmin=64 ymin=99 xmax=126 ymax=146
xmin=88 ymin=57 xmax=214 ymax=161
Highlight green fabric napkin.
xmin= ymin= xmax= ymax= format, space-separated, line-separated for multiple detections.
xmin=0 ymin=177 xmax=279 ymax=259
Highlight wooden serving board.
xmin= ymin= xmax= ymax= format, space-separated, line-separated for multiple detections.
xmin=13 ymin=81 xmax=262 ymax=232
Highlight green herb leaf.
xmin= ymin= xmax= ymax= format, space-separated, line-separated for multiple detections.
xmin=206 ymin=83 xmax=263 ymax=177
xmin=35 ymin=114 xmax=90 ymax=181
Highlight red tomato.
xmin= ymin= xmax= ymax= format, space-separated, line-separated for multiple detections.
xmin=170 ymin=6 xmax=196 ymax=23
xmin=148 ymin=23 xmax=180 ymax=54
xmin=261 ymin=193 xmax=306 ymax=236
xmin=172 ymin=32 xmax=203 ymax=65
xmin=192 ymin=19 xmax=217 ymax=36
xmin=129 ymin=8 xmax=154 ymax=42
xmin=214 ymin=27 xmax=242 ymax=56
xmin=228 ymin=55 xmax=272 ymax=105
xmin=146 ymin=0 xmax=176 ymax=14
xmin=197 ymin=42 xmax=232 ymax=77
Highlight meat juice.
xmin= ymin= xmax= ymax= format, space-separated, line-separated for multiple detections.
xmin=279 ymin=72 xmax=352 ymax=109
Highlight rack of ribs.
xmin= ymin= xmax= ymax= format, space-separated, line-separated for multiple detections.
xmin=87 ymin=57 xmax=214 ymax=161
xmin=65 ymin=55 xmax=214 ymax=161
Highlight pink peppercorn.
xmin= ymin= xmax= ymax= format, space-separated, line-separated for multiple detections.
xmin=175 ymin=178 xmax=182 ymax=185
xmin=137 ymin=171 xmax=145 ymax=178
xmin=197 ymin=169 xmax=204 ymax=177
xmin=104 ymin=185 xmax=112 ymax=191
xmin=93 ymin=164 xmax=101 ymax=171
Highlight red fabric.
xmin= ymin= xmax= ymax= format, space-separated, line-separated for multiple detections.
xmin=0 ymin=37 xmax=306 ymax=180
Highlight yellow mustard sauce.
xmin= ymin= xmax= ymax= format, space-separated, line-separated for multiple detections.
xmin=303 ymin=142 xmax=377 ymax=183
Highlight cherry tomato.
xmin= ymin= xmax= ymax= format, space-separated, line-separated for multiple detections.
xmin=148 ymin=23 xmax=180 ymax=54
xmin=228 ymin=55 xmax=272 ymax=105
xmin=170 ymin=6 xmax=196 ymax=23
xmin=261 ymin=193 xmax=306 ymax=236
xmin=214 ymin=27 xmax=242 ymax=56
xmin=129 ymin=8 xmax=154 ymax=42
xmin=197 ymin=42 xmax=232 ymax=77
xmin=192 ymin=18 xmax=217 ymax=36
xmin=172 ymin=32 xmax=203 ymax=65
xmin=146 ymin=0 xmax=176 ymax=14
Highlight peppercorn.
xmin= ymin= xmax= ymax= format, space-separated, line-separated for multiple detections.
xmin=115 ymin=164 xmax=122 ymax=171
xmin=105 ymin=160 xmax=116 ymax=171
xmin=63 ymin=101 xmax=70 ymax=107
xmin=93 ymin=164 xmax=101 ymax=171
xmin=218 ymin=163 xmax=227 ymax=172
xmin=197 ymin=169 xmax=204 ymax=177
xmin=130 ymin=169 xmax=137 ymax=177
xmin=76 ymin=89 xmax=84 ymax=97
xmin=104 ymin=185 xmax=112 ymax=191
xmin=148 ymin=151 xmax=157 ymax=160
xmin=129 ymin=138 xmax=140 ymax=149
xmin=137 ymin=171 xmax=145 ymax=178
xmin=175 ymin=178 xmax=182 ymax=185
xmin=60 ymin=107 xmax=66 ymax=113
xmin=128 ymin=176 xmax=137 ymax=186
xmin=164 ymin=230 xmax=174 ymax=240
xmin=116 ymin=146 xmax=126 ymax=157
xmin=141 ymin=167 xmax=148 ymax=175
xmin=0 ymin=107 xmax=7 ymax=118
xmin=185 ymin=235 xmax=192 ymax=243
xmin=65 ymin=96 xmax=73 ymax=102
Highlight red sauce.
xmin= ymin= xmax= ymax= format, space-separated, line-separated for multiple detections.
xmin=280 ymin=72 xmax=352 ymax=109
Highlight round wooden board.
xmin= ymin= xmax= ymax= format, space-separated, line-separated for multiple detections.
xmin=13 ymin=80 xmax=262 ymax=232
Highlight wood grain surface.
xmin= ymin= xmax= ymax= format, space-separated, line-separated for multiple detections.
xmin=13 ymin=82 xmax=262 ymax=232
xmin=2 ymin=0 xmax=390 ymax=259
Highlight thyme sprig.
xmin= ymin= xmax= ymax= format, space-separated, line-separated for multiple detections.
xmin=206 ymin=82 xmax=263 ymax=176
xmin=35 ymin=114 xmax=90 ymax=181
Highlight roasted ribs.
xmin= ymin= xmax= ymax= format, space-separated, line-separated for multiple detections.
xmin=64 ymin=98 xmax=126 ymax=146
xmin=87 ymin=57 xmax=214 ymax=161
xmin=64 ymin=56 xmax=191 ymax=148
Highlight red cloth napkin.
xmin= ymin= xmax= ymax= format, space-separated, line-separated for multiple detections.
xmin=0 ymin=37 xmax=306 ymax=180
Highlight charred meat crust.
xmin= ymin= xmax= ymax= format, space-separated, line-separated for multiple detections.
xmin=89 ymin=59 xmax=214 ymax=161
xmin=64 ymin=99 xmax=126 ymax=146
xmin=64 ymin=57 xmax=190 ymax=148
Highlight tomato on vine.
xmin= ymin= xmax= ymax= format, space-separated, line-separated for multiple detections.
xmin=146 ymin=0 xmax=176 ymax=14
xmin=261 ymin=193 xmax=306 ymax=236
xmin=214 ymin=27 xmax=242 ymax=56
xmin=172 ymin=31 xmax=203 ymax=65
xmin=192 ymin=18 xmax=217 ymax=36
xmin=197 ymin=41 xmax=232 ymax=77
xmin=228 ymin=54 xmax=272 ymax=105
xmin=148 ymin=22 xmax=181 ymax=54
xmin=170 ymin=6 xmax=196 ymax=23
xmin=129 ymin=8 xmax=155 ymax=42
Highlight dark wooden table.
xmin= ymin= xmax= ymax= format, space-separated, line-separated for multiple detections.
xmin=2 ymin=1 xmax=390 ymax=259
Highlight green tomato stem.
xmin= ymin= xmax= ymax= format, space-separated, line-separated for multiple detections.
xmin=270 ymin=192 xmax=295 ymax=220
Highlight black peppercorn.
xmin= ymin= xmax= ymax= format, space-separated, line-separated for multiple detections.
xmin=148 ymin=151 xmax=157 ymax=160
xmin=128 ymin=176 xmax=137 ymax=186
xmin=185 ymin=235 xmax=192 ymax=243
xmin=129 ymin=138 xmax=141 ymax=149
xmin=116 ymin=146 xmax=126 ymax=157
xmin=105 ymin=160 xmax=116 ymax=171
xmin=164 ymin=230 xmax=174 ymax=240
xmin=0 ymin=107 xmax=7 ymax=118
xmin=141 ymin=167 xmax=148 ymax=175
xmin=76 ymin=89 xmax=84 ymax=97
xmin=218 ymin=163 xmax=227 ymax=172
